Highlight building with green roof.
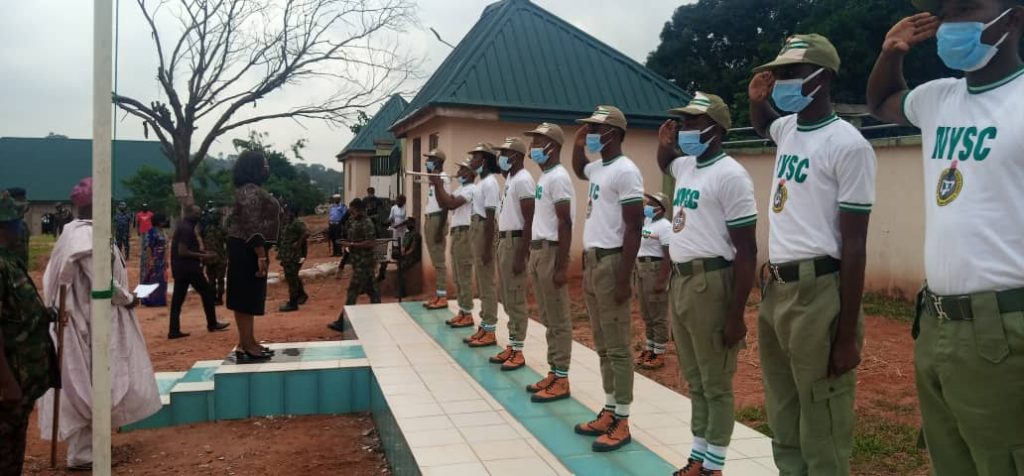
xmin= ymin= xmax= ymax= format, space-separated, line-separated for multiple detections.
xmin=336 ymin=94 xmax=409 ymax=203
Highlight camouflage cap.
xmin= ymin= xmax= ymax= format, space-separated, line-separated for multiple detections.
xmin=0 ymin=192 xmax=19 ymax=222
xmin=753 ymin=34 xmax=841 ymax=74
xmin=668 ymin=91 xmax=733 ymax=130
xmin=577 ymin=105 xmax=628 ymax=131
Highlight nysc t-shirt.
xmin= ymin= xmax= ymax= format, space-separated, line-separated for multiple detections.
xmin=498 ymin=168 xmax=536 ymax=232
xmin=583 ymin=156 xmax=645 ymax=250
xmin=639 ymin=217 xmax=671 ymax=259
xmin=473 ymin=174 xmax=501 ymax=219
xmin=426 ymin=172 xmax=450 ymax=215
xmin=450 ymin=183 xmax=476 ymax=228
xmin=667 ymin=153 xmax=757 ymax=262
xmin=903 ymin=67 xmax=1024 ymax=295
xmin=767 ymin=114 xmax=877 ymax=263
xmin=532 ymin=164 xmax=576 ymax=242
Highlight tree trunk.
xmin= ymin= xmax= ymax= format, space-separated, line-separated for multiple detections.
xmin=174 ymin=147 xmax=194 ymax=212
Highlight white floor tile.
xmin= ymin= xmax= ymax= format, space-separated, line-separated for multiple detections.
xmin=469 ymin=438 xmax=538 ymax=462
xmin=391 ymin=402 xmax=444 ymax=419
xmin=730 ymin=437 xmax=775 ymax=459
xmin=413 ymin=443 xmax=479 ymax=467
xmin=396 ymin=415 xmax=454 ymax=432
xmin=723 ymin=457 xmax=779 ymax=476
xmin=442 ymin=399 xmax=494 ymax=415
xmin=457 ymin=423 xmax=521 ymax=444
xmin=450 ymin=411 xmax=506 ymax=428
xmin=421 ymin=462 xmax=489 ymax=476
xmin=404 ymin=428 xmax=467 ymax=448
xmin=483 ymin=457 xmax=556 ymax=476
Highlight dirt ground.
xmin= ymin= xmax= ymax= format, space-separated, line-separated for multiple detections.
xmin=19 ymin=214 xmax=925 ymax=475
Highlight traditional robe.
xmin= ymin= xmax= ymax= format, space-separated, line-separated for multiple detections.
xmin=37 ymin=220 xmax=161 ymax=466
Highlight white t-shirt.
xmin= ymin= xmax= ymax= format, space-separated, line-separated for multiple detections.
xmin=767 ymin=114 xmax=877 ymax=263
xmin=583 ymin=156 xmax=645 ymax=249
xmin=473 ymin=174 xmax=501 ymax=219
xmin=667 ymin=153 xmax=758 ymax=262
xmin=532 ymin=165 xmax=576 ymax=241
xmin=426 ymin=172 xmax=450 ymax=214
xmin=639 ymin=217 xmax=671 ymax=258
xmin=903 ymin=68 xmax=1024 ymax=295
xmin=498 ymin=168 xmax=536 ymax=232
xmin=450 ymin=183 xmax=476 ymax=228
xmin=389 ymin=204 xmax=407 ymax=228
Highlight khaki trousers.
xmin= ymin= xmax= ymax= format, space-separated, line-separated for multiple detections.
xmin=583 ymin=249 xmax=633 ymax=405
xmin=529 ymin=242 xmax=572 ymax=372
xmin=450 ymin=227 xmax=474 ymax=312
xmin=634 ymin=260 xmax=670 ymax=346
xmin=471 ymin=218 xmax=498 ymax=326
xmin=424 ymin=213 xmax=447 ymax=295
xmin=497 ymin=235 xmax=528 ymax=343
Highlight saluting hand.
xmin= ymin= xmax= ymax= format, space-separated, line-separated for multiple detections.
xmin=748 ymin=71 xmax=775 ymax=103
xmin=658 ymin=119 xmax=678 ymax=151
xmin=573 ymin=125 xmax=589 ymax=150
xmin=884 ymin=13 xmax=940 ymax=54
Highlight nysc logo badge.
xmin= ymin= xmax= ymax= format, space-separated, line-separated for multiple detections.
xmin=672 ymin=207 xmax=687 ymax=233
xmin=772 ymin=179 xmax=788 ymax=213
xmin=935 ymin=160 xmax=963 ymax=207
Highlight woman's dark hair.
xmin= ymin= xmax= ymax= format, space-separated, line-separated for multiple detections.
xmin=233 ymin=150 xmax=268 ymax=186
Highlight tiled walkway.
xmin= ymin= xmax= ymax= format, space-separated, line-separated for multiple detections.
xmin=347 ymin=301 xmax=778 ymax=476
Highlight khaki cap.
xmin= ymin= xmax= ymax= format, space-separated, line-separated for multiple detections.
xmin=495 ymin=137 xmax=527 ymax=155
xmin=668 ymin=92 xmax=733 ymax=130
xmin=523 ymin=122 xmax=565 ymax=145
xmin=645 ymin=192 xmax=671 ymax=212
xmin=423 ymin=149 xmax=446 ymax=160
xmin=458 ymin=158 xmax=475 ymax=170
xmin=467 ymin=142 xmax=496 ymax=157
xmin=753 ymin=34 xmax=841 ymax=74
xmin=576 ymin=105 xmax=628 ymax=131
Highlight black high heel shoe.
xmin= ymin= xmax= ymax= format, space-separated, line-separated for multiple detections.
xmin=235 ymin=349 xmax=271 ymax=363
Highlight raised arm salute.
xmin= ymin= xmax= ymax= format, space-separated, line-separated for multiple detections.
xmin=868 ymin=2 xmax=1024 ymax=475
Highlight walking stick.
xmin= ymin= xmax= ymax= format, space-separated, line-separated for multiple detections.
xmin=50 ymin=284 xmax=68 ymax=469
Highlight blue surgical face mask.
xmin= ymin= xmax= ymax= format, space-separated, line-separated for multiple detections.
xmin=771 ymin=67 xmax=824 ymax=113
xmin=529 ymin=146 xmax=551 ymax=165
xmin=426 ymin=160 xmax=437 ymax=173
xmin=498 ymin=155 xmax=512 ymax=172
xmin=937 ymin=9 xmax=1012 ymax=72
xmin=586 ymin=133 xmax=605 ymax=153
xmin=643 ymin=205 xmax=656 ymax=218
xmin=458 ymin=176 xmax=469 ymax=185
xmin=475 ymin=165 xmax=484 ymax=175
xmin=677 ymin=125 xmax=716 ymax=157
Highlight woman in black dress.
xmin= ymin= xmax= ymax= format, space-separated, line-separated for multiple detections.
xmin=226 ymin=151 xmax=281 ymax=361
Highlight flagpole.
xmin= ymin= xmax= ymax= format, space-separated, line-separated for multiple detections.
xmin=92 ymin=0 xmax=114 ymax=474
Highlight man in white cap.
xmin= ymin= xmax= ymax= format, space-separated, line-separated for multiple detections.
xmin=488 ymin=137 xmax=534 ymax=371
xmin=523 ymin=122 xmax=575 ymax=403
xmin=429 ymin=160 xmax=478 ymax=328
xmin=571 ymin=105 xmax=644 ymax=452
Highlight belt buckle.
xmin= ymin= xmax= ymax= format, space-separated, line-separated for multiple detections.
xmin=931 ymin=294 xmax=949 ymax=321
xmin=769 ymin=264 xmax=784 ymax=284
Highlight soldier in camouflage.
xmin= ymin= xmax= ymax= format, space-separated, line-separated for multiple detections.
xmin=200 ymin=201 xmax=228 ymax=305
xmin=327 ymin=198 xmax=379 ymax=332
xmin=113 ymin=201 xmax=132 ymax=258
xmin=5 ymin=188 xmax=29 ymax=269
xmin=278 ymin=205 xmax=309 ymax=312
xmin=0 ymin=191 xmax=57 ymax=475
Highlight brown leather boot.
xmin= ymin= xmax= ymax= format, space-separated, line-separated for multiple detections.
xmin=531 ymin=376 xmax=570 ymax=403
xmin=463 ymin=327 xmax=486 ymax=343
xmin=634 ymin=350 xmax=651 ymax=366
xmin=526 ymin=372 xmax=555 ymax=393
xmin=425 ymin=296 xmax=449 ymax=310
xmin=640 ymin=352 xmax=666 ymax=370
xmin=698 ymin=469 xmax=722 ymax=476
xmin=574 ymin=409 xmax=615 ymax=436
xmin=468 ymin=331 xmax=497 ymax=347
xmin=592 ymin=417 xmax=631 ymax=452
xmin=489 ymin=346 xmax=513 ymax=363
xmin=672 ymin=458 xmax=704 ymax=476
xmin=450 ymin=312 xmax=475 ymax=328
xmin=500 ymin=350 xmax=525 ymax=371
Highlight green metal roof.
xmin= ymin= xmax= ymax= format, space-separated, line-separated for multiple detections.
xmin=0 ymin=137 xmax=173 ymax=202
xmin=337 ymin=94 xmax=409 ymax=159
xmin=392 ymin=0 xmax=691 ymax=132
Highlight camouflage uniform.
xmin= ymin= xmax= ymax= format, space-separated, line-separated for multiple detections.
xmin=345 ymin=215 xmax=380 ymax=305
xmin=114 ymin=209 xmax=132 ymax=257
xmin=278 ymin=218 xmax=308 ymax=305
xmin=0 ymin=247 xmax=58 ymax=475
xmin=397 ymin=231 xmax=422 ymax=298
xmin=200 ymin=210 xmax=228 ymax=304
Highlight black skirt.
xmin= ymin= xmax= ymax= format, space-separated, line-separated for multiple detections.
xmin=226 ymin=237 xmax=267 ymax=315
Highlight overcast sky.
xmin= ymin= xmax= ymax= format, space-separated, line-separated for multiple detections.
xmin=0 ymin=0 xmax=685 ymax=171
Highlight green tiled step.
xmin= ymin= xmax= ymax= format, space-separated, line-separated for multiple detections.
xmin=401 ymin=302 xmax=677 ymax=476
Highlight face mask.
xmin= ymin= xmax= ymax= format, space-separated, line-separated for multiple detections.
xmin=586 ymin=133 xmax=606 ymax=153
xmin=937 ymin=9 xmax=1012 ymax=72
xmin=643 ymin=205 xmax=656 ymax=219
xmin=425 ymin=160 xmax=436 ymax=173
xmin=498 ymin=155 xmax=513 ymax=172
xmin=475 ymin=165 xmax=484 ymax=175
xmin=529 ymin=146 xmax=551 ymax=165
xmin=772 ymin=67 xmax=824 ymax=113
xmin=458 ymin=177 xmax=469 ymax=185
xmin=677 ymin=125 xmax=716 ymax=157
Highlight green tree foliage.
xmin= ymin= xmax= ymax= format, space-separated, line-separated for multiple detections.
xmin=231 ymin=132 xmax=326 ymax=214
xmin=122 ymin=166 xmax=178 ymax=214
xmin=646 ymin=0 xmax=950 ymax=127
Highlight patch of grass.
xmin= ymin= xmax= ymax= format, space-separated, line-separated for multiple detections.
xmin=862 ymin=292 xmax=916 ymax=323
xmin=735 ymin=405 xmax=773 ymax=438
xmin=852 ymin=413 xmax=929 ymax=474
xmin=28 ymin=234 xmax=55 ymax=272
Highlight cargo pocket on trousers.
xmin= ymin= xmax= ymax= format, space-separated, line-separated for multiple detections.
xmin=811 ymin=373 xmax=856 ymax=438
xmin=712 ymin=331 xmax=743 ymax=374
xmin=972 ymin=293 xmax=1010 ymax=364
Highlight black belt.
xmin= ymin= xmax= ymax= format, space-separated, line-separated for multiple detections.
xmin=426 ymin=211 xmax=445 ymax=217
xmin=923 ymin=287 xmax=1024 ymax=321
xmin=591 ymin=247 xmax=623 ymax=260
xmin=449 ymin=226 xmax=470 ymax=235
xmin=638 ymin=256 xmax=663 ymax=263
xmin=673 ymin=257 xmax=731 ymax=276
xmin=766 ymin=257 xmax=840 ymax=284
xmin=498 ymin=230 xmax=523 ymax=238
xmin=529 ymin=240 xmax=558 ymax=250
xmin=472 ymin=215 xmax=485 ymax=222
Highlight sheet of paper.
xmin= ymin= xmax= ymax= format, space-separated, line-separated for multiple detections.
xmin=133 ymin=283 xmax=160 ymax=299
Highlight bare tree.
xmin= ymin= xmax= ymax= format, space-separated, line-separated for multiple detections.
xmin=114 ymin=0 xmax=416 ymax=204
